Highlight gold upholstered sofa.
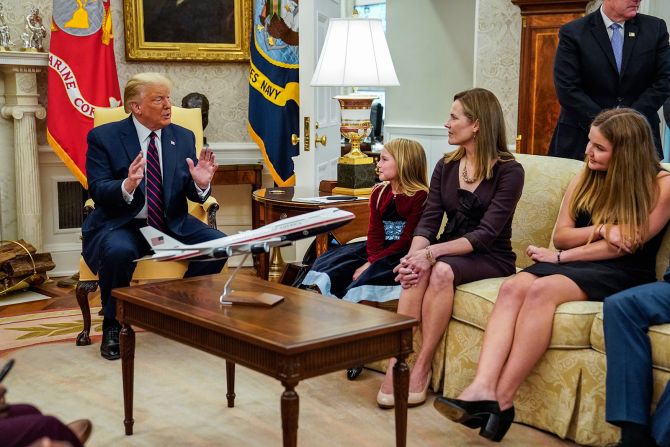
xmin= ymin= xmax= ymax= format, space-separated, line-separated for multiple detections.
xmin=425 ymin=153 xmax=670 ymax=446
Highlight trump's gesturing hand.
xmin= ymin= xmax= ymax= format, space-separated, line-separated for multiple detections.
xmin=125 ymin=151 xmax=145 ymax=194
xmin=187 ymin=146 xmax=218 ymax=190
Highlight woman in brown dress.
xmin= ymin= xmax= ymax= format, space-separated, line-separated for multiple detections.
xmin=376 ymin=88 xmax=525 ymax=409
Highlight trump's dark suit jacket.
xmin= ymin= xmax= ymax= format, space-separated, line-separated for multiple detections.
xmin=82 ymin=116 xmax=210 ymax=273
xmin=550 ymin=10 xmax=670 ymax=160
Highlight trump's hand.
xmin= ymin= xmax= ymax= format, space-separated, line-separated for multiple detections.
xmin=187 ymin=146 xmax=217 ymax=190
xmin=125 ymin=152 xmax=145 ymax=193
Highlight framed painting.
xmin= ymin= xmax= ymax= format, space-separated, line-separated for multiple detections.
xmin=123 ymin=0 xmax=251 ymax=62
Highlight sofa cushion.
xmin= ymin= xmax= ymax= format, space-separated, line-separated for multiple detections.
xmin=454 ymin=277 xmax=602 ymax=349
xmin=511 ymin=154 xmax=583 ymax=269
xmin=591 ymin=312 xmax=670 ymax=372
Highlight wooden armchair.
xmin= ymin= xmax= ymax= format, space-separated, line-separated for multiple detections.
xmin=75 ymin=106 xmax=220 ymax=346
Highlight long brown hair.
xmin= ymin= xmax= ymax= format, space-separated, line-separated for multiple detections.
xmin=570 ymin=108 xmax=660 ymax=249
xmin=375 ymin=138 xmax=429 ymax=207
xmin=444 ymin=88 xmax=514 ymax=180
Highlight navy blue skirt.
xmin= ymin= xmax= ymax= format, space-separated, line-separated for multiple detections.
xmin=301 ymin=241 xmax=404 ymax=303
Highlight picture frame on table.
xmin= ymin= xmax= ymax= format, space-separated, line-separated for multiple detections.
xmin=123 ymin=0 xmax=251 ymax=62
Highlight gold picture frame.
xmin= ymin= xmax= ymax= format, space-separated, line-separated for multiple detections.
xmin=123 ymin=0 xmax=251 ymax=62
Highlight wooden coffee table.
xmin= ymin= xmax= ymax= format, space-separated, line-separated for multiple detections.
xmin=113 ymin=274 xmax=416 ymax=446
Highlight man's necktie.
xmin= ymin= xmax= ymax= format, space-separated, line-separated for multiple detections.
xmin=146 ymin=132 xmax=166 ymax=231
xmin=611 ymin=23 xmax=623 ymax=73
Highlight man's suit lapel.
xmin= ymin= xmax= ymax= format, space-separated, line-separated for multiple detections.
xmin=120 ymin=116 xmax=141 ymax=161
xmin=621 ymin=17 xmax=639 ymax=76
xmin=161 ymin=124 xmax=177 ymax=207
xmin=589 ymin=11 xmax=619 ymax=75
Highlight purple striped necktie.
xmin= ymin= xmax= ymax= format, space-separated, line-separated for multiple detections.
xmin=146 ymin=131 xmax=166 ymax=231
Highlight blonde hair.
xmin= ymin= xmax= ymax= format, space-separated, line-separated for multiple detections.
xmin=444 ymin=88 xmax=514 ymax=180
xmin=374 ymin=138 xmax=429 ymax=208
xmin=570 ymin=108 xmax=660 ymax=249
xmin=123 ymin=72 xmax=173 ymax=113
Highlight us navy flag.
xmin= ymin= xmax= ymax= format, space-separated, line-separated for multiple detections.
xmin=248 ymin=0 xmax=300 ymax=186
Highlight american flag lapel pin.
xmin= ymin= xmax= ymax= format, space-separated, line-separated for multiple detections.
xmin=628 ymin=32 xmax=635 ymax=37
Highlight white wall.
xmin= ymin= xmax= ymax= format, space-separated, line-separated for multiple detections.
xmin=652 ymin=1 xmax=670 ymax=19
xmin=385 ymin=0 xmax=475 ymax=128
xmin=383 ymin=1 xmax=475 ymax=171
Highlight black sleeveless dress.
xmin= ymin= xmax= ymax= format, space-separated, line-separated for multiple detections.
xmin=523 ymin=210 xmax=667 ymax=301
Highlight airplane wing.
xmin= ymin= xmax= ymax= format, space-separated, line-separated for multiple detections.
xmin=137 ymin=207 xmax=355 ymax=262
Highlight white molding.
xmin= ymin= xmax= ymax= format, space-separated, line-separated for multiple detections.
xmin=384 ymin=124 xmax=454 ymax=170
xmin=384 ymin=124 xmax=448 ymax=137
xmin=39 ymin=141 xmax=264 ymax=166
xmin=208 ymin=141 xmax=264 ymax=165
xmin=0 ymin=51 xmax=48 ymax=68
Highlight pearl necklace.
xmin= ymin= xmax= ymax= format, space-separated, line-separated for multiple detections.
xmin=462 ymin=161 xmax=476 ymax=183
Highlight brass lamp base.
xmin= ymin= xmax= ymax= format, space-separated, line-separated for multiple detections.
xmin=267 ymin=247 xmax=285 ymax=283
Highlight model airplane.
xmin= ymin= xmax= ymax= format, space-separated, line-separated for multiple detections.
xmin=138 ymin=207 xmax=355 ymax=262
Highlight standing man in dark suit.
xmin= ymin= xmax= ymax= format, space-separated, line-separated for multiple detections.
xmin=603 ymin=265 xmax=670 ymax=447
xmin=83 ymin=72 xmax=227 ymax=360
xmin=550 ymin=0 xmax=670 ymax=160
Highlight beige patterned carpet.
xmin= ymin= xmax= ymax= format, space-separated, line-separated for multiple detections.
xmin=0 ymin=311 xmax=579 ymax=446
xmin=0 ymin=308 xmax=102 ymax=354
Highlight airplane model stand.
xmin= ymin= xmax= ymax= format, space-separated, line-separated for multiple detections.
xmin=220 ymin=252 xmax=284 ymax=306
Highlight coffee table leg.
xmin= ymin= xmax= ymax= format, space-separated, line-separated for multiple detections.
xmin=226 ymin=361 xmax=236 ymax=407
xmin=392 ymin=354 xmax=409 ymax=447
xmin=120 ymin=323 xmax=135 ymax=435
xmin=280 ymin=381 xmax=299 ymax=447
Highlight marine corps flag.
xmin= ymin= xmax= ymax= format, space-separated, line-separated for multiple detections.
xmin=248 ymin=0 xmax=299 ymax=186
xmin=47 ymin=0 xmax=121 ymax=189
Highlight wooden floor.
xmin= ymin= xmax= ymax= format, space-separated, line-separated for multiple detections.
xmin=0 ymin=276 xmax=86 ymax=318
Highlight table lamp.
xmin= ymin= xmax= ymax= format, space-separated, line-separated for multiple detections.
xmin=310 ymin=17 xmax=399 ymax=195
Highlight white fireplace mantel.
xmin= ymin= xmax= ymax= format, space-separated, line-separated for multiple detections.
xmin=0 ymin=50 xmax=48 ymax=250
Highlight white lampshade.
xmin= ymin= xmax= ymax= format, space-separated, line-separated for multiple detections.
xmin=310 ymin=18 xmax=399 ymax=87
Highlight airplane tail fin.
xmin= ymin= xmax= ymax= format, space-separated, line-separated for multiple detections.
xmin=139 ymin=226 xmax=183 ymax=250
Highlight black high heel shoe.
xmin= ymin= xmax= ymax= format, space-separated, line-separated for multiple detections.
xmin=433 ymin=397 xmax=500 ymax=438
xmin=480 ymin=406 xmax=515 ymax=442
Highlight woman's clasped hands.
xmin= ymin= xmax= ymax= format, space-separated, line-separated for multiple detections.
xmin=393 ymin=248 xmax=433 ymax=288
xmin=599 ymin=224 xmax=640 ymax=253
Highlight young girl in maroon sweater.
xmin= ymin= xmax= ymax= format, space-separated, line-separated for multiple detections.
xmin=300 ymin=138 xmax=428 ymax=303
